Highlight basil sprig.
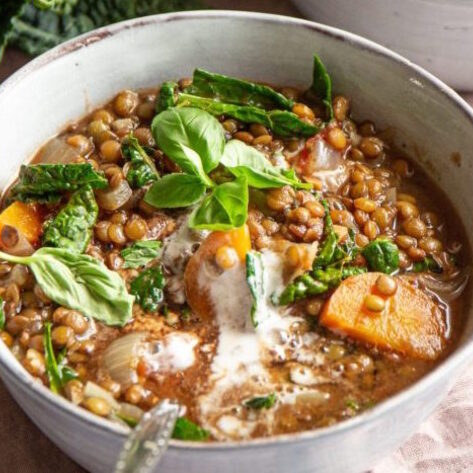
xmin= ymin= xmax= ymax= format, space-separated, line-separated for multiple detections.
xmin=120 ymin=241 xmax=162 ymax=269
xmin=0 ymin=248 xmax=133 ymax=326
xmin=146 ymin=107 xmax=308 ymax=231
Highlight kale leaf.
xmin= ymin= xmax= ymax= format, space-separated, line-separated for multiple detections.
xmin=172 ymin=417 xmax=209 ymax=441
xmin=130 ymin=265 xmax=165 ymax=313
xmin=361 ymin=239 xmax=400 ymax=274
xmin=412 ymin=256 xmax=442 ymax=273
xmin=244 ymin=393 xmax=277 ymax=410
xmin=10 ymin=163 xmax=107 ymax=203
xmin=43 ymin=185 xmax=98 ymax=253
xmin=121 ymin=134 xmax=159 ymax=188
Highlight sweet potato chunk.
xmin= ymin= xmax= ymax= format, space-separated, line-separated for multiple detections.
xmin=184 ymin=225 xmax=251 ymax=320
xmin=319 ymin=272 xmax=446 ymax=360
xmin=0 ymin=202 xmax=43 ymax=244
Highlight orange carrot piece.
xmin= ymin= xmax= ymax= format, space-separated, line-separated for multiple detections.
xmin=319 ymin=272 xmax=446 ymax=360
xmin=184 ymin=225 xmax=251 ymax=320
xmin=0 ymin=202 xmax=43 ymax=244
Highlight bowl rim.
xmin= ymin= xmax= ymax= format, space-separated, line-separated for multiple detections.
xmin=1 ymin=9 xmax=473 ymax=452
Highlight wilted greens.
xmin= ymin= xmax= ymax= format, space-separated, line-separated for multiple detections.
xmin=130 ymin=265 xmax=166 ymax=313
xmin=121 ymin=135 xmax=159 ymax=188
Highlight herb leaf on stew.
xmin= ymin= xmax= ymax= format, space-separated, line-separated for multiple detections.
xmin=130 ymin=265 xmax=166 ymax=313
xmin=144 ymin=173 xmax=207 ymax=209
xmin=121 ymin=241 xmax=162 ymax=269
xmin=172 ymin=417 xmax=210 ymax=441
xmin=0 ymin=248 xmax=134 ymax=326
xmin=151 ymin=107 xmax=224 ymax=180
xmin=121 ymin=134 xmax=159 ymax=188
xmin=42 ymin=185 xmax=98 ymax=253
xmin=246 ymin=251 xmax=265 ymax=327
xmin=361 ymin=239 xmax=400 ymax=274
xmin=244 ymin=393 xmax=277 ymax=410
xmin=221 ymin=139 xmax=310 ymax=189
xmin=189 ymin=176 xmax=249 ymax=231
xmin=310 ymin=54 xmax=333 ymax=120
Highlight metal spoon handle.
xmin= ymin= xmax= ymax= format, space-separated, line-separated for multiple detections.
xmin=114 ymin=399 xmax=180 ymax=473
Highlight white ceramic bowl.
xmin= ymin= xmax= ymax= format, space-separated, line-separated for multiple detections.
xmin=1 ymin=10 xmax=473 ymax=473
xmin=292 ymin=0 xmax=473 ymax=91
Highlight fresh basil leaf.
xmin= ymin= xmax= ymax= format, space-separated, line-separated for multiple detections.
xmin=120 ymin=241 xmax=162 ymax=269
xmin=0 ymin=248 xmax=133 ymax=326
xmin=246 ymin=251 xmax=265 ymax=328
xmin=362 ymin=239 xmax=399 ymax=274
xmin=0 ymin=297 xmax=4 ymax=331
xmin=311 ymin=54 xmax=333 ymax=120
xmin=121 ymin=134 xmax=159 ymax=188
xmin=42 ymin=185 xmax=98 ymax=253
xmin=221 ymin=140 xmax=310 ymax=189
xmin=130 ymin=266 xmax=165 ymax=313
xmin=10 ymin=163 xmax=107 ymax=203
xmin=186 ymin=68 xmax=294 ymax=110
xmin=43 ymin=321 xmax=77 ymax=393
xmin=172 ymin=417 xmax=209 ymax=441
xmin=189 ymin=176 xmax=248 ymax=231
xmin=144 ymin=173 xmax=207 ymax=209
xmin=244 ymin=393 xmax=276 ymax=410
xmin=156 ymin=81 xmax=178 ymax=113
xmin=152 ymin=107 xmax=224 ymax=179
xmin=176 ymin=93 xmax=318 ymax=138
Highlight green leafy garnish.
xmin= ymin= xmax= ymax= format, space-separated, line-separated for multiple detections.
xmin=345 ymin=399 xmax=360 ymax=411
xmin=189 ymin=176 xmax=248 ymax=231
xmin=246 ymin=251 xmax=265 ymax=328
xmin=313 ymin=201 xmax=338 ymax=268
xmin=42 ymin=185 xmax=98 ymax=253
xmin=156 ymin=81 xmax=178 ymax=114
xmin=121 ymin=135 xmax=159 ymax=188
xmin=172 ymin=417 xmax=209 ymax=441
xmin=151 ymin=107 xmax=224 ymax=183
xmin=221 ymin=140 xmax=310 ymax=189
xmin=244 ymin=393 xmax=277 ymax=410
xmin=130 ymin=266 xmax=165 ymax=313
xmin=144 ymin=173 xmax=207 ymax=209
xmin=120 ymin=241 xmax=162 ymax=269
xmin=311 ymin=54 xmax=333 ymax=120
xmin=413 ymin=256 xmax=442 ymax=273
xmin=43 ymin=321 xmax=77 ymax=393
xmin=0 ymin=248 xmax=133 ymax=326
xmin=173 ymin=94 xmax=319 ymax=138
xmin=186 ymin=68 xmax=294 ymax=110
xmin=10 ymin=163 xmax=107 ymax=203
xmin=0 ymin=297 xmax=5 ymax=331
xmin=362 ymin=239 xmax=400 ymax=274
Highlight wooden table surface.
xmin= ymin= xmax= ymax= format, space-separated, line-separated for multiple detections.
xmin=0 ymin=1 xmax=471 ymax=472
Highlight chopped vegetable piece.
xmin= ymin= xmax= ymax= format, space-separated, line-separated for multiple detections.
xmin=313 ymin=201 xmax=338 ymax=268
xmin=130 ymin=265 xmax=165 ymax=313
xmin=246 ymin=251 xmax=265 ymax=327
xmin=0 ymin=201 xmax=43 ymax=244
xmin=120 ymin=241 xmax=162 ymax=269
xmin=310 ymin=54 xmax=333 ymax=120
xmin=172 ymin=417 xmax=209 ymax=441
xmin=361 ymin=239 xmax=399 ymax=274
xmin=121 ymin=134 xmax=159 ymax=188
xmin=244 ymin=393 xmax=276 ymax=410
xmin=42 ymin=185 xmax=98 ymax=253
xmin=319 ymin=272 xmax=446 ymax=360
xmin=413 ymin=256 xmax=442 ymax=273
xmin=156 ymin=81 xmax=178 ymax=113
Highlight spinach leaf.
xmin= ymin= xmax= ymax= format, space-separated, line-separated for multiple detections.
xmin=121 ymin=135 xmax=159 ymax=188
xmin=189 ymin=176 xmax=248 ymax=231
xmin=151 ymin=107 xmax=224 ymax=181
xmin=221 ymin=140 xmax=310 ymax=189
xmin=412 ymin=256 xmax=442 ymax=273
xmin=279 ymin=273 xmax=329 ymax=305
xmin=244 ymin=393 xmax=276 ymax=410
xmin=186 ymin=68 xmax=294 ymax=110
xmin=172 ymin=417 xmax=209 ymax=441
xmin=130 ymin=266 xmax=165 ymax=313
xmin=175 ymin=93 xmax=319 ymax=138
xmin=361 ymin=239 xmax=399 ymax=274
xmin=156 ymin=81 xmax=178 ymax=113
xmin=43 ymin=321 xmax=77 ymax=393
xmin=246 ymin=251 xmax=265 ymax=328
xmin=42 ymin=185 xmax=98 ymax=253
xmin=0 ymin=248 xmax=133 ymax=326
xmin=10 ymin=163 xmax=107 ymax=203
xmin=120 ymin=241 xmax=162 ymax=269
xmin=144 ymin=173 xmax=207 ymax=209
xmin=0 ymin=297 xmax=4 ymax=330
xmin=311 ymin=54 xmax=333 ymax=120
xmin=313 ymin=200 xmax=338 ymax=268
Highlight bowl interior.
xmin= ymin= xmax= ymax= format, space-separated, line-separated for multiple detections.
xmin=1 ymin=10 xmax=473 ymax=444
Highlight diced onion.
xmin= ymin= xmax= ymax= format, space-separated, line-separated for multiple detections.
xmin=83 ymin=381 xmax=120 ymax=411
xmin=95 ymin=180 xmax=132 ymax=211
xmin=101 ymin=333 xmax=147 ymax=386
xmin=118 ymin=402 xmax=144 ymax=425
xmin=39 ymin=137 xmax=79 ymax=164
